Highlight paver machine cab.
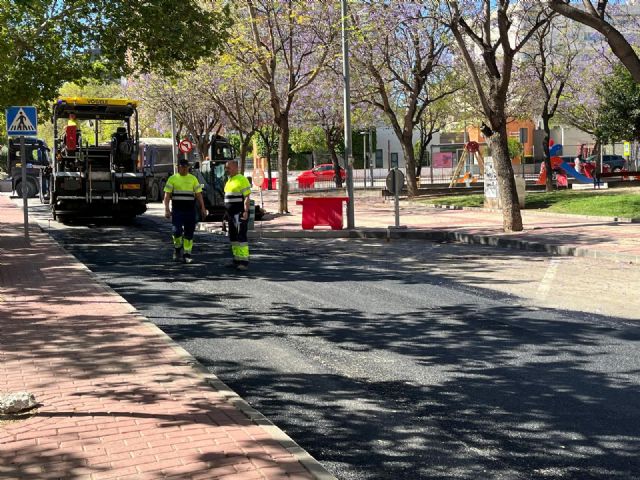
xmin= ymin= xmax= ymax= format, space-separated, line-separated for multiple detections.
xmin=50 ymin=97 xmax=146 ymax=222
xmin=191 ymin=135 xmax=235 ymax=220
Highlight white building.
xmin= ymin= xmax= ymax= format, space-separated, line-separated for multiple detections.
xmin=373 ymin=126 xmax=442 ymax=169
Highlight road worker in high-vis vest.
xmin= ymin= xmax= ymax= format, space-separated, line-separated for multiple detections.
xmin=164 ymin=158 xmax=207 ymax=264
xmin=224 ymin=160 xmax=251 ymax=271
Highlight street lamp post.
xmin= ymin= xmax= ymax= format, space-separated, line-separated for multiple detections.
xmin=360 ymin=131 xmax=368 ymax=189
xmin=341 ymin=0 xmax=355 ymax=229
xmin=369 ymin=127 xmax=375 ymax=187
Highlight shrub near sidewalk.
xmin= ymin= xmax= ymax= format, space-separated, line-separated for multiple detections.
xmin=419 ymin=189 xmax=640 ymax=219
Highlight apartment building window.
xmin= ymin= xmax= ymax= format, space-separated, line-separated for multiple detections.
xmin=375 ymin=149 xmax=383 ymax=168
xmin=519 ymin=128 xmax=528 ymax=144
xmin=391 ymin=152 xmax=398 ymax=168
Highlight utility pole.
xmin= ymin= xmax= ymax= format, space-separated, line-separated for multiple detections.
xmin=341 ymin=0 xmax=355 ymax=229
xmin=369 ymin=127 xmax=375 ymax=187
xmin=361 ymin=131 xmax=368 ymax=188
xmin=170 ymin=109 xmax=178 ymax=174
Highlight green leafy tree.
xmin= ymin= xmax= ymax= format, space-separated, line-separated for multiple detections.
xmin=0 ymin=0 xmax=230 ymax=109
xmin=58 ymin=81 xmax=125 ymax=143
xmin=255 ymin=124 xmax=279 ymax=189
xmin=596 ymin=64 xmax=640 ymax=143
xmin=507 ymin=137 xmax=524 ymax=161
xmin=290 ymin=127 xmax=326 ymax=156
xmin=289 ymin=127 xmax=325 ymax=170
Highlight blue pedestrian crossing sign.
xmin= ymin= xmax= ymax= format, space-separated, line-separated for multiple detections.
xmin=6 ymin=106 xmax=38 ymax=136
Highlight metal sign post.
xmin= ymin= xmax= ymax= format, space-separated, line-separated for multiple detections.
xmin=385 ymin=168 xmax=405 ymax=228
xmin=252 ymin=168 xmax=265 ymax=209
xmin=20 ymin=136 xmax=28 ymax=240
xmin=6 ymin=106 xmax=38 ymax=241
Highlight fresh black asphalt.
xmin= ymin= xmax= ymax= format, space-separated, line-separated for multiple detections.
xmin=42 ymin=212 xmax=640 ymax=480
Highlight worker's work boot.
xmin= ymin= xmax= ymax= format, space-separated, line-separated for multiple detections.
xmin=172 ymin=248 xmax=182 ymax=261
xmin=183 ymin=253 xmax=193 ymax=264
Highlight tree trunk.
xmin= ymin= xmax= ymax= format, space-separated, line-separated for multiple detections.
xmin=542 ymin=120 xmax=554 ymax=192
xmin=591 ymin=139 xmax=602 ymax=173
xmin=326 ymin=130 xmax=343 ymax=188
xmin=196 ymin=138 xmax=208 ymax=165
xmin=490 ymin=123 xmax=523 ymax=232
xmin=238 ymin=136 xmax=247 ymax=174
xmin=266 ymin=151 xmax=273 ymax=190
xmin=239 ymin=134 xmax=253 ymax=175
xmin=400 ymin=133 xmax=418 ymax=196
xmin=330 ymin=151 xmax=343 ymax=188
xmin=277 ymin=118 xmax=290 ymax=214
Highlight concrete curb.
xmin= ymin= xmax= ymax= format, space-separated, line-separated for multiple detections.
xmin=32 ymin=222 xmax=337 ymax=480
xmin=418 ymin=202 xmax=640 ymax=223
xmin=231 ymin=226 xmax=638 ymax=265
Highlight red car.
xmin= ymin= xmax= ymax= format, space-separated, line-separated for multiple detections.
xmin=297 ymin=163 xmax=346 ymax=188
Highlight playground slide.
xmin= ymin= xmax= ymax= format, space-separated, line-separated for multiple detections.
xmin=560 ymin=161 xmax=593 ymax=184
xmin=536 ymin=168 xmax=548 ymax=185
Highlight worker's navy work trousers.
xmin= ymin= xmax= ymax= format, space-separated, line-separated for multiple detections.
xmin=172 ymin=209 xmax=196 ymax=241
xmin=227 ymin=212 xmax=249 ymax=266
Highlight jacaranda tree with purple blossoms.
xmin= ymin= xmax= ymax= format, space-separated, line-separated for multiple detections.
xmin=556 ymin=38 xmax=617 ymax=157
xmin=291 ymin=68 xmax=348 ymax=188
xmin=199 ymin=60 xmax=271 ymax=174
xmin=444 ymin=0 xmax=552 ymax=232
xmin=130 ymin=69 xmax=225 ymax=160
xmin=231 ymin=0 xmax=338 ymax=213
xmin=520 ymin=16 xmax=579 ymax=191
xmin=351 ymin=1 xmax=461 ymax=197
xmin=547 ymin=0 xmax=640 ymax=83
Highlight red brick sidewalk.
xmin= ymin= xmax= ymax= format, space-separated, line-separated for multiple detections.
xmin=0 ymin=195 xmax=334 ymax=480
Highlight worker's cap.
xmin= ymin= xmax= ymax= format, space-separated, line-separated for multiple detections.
xmin=178 ymin=159 xmax=190 ymax=167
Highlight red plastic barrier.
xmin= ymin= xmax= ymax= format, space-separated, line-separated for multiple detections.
xmin=296 ymin=197 xmax=349 ymax=230
xmin=262 ymin=177 xmax=277 ymax=190
xmin=297 ymin=178 xmax=315 ymax=189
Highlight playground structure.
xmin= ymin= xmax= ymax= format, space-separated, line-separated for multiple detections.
xmin=449 ymin=141 xmax=485 ymax=187
xmin=537 ymin=142 xmax=603 ymax=186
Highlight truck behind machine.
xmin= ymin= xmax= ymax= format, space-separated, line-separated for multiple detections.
xmin=6 ymin=138 xmax=50 ymax=198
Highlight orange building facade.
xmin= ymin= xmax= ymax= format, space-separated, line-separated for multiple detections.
xmin=466 ymin=118 xmax=535 ymax=164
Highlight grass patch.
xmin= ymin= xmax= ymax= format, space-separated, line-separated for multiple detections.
xmin=420 ymin=189 xmax=640 ymax=218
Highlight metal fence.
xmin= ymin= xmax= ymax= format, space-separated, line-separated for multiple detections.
xmin=255 ymin=144 xmax=640 ymax=194
xmin=261 ymin=167 xmax=542 ymax=194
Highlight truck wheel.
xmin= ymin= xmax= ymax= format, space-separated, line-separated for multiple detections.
xmin=16 ymin=179 xmax=38 ymax=198
xmin=151 ymin=182 xmax=160 ymax=202
xmin=159 ymin=180 xmax=166 ymax=201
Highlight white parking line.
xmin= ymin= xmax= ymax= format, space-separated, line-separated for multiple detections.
xmin=536 ymin=257 xmax=561 ymax=298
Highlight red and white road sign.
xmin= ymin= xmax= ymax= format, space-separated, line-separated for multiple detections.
xmin=252 ymin=168 xmax=265 ymax=188
xmin=178 ymin=139 xmax=193 ymax=154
